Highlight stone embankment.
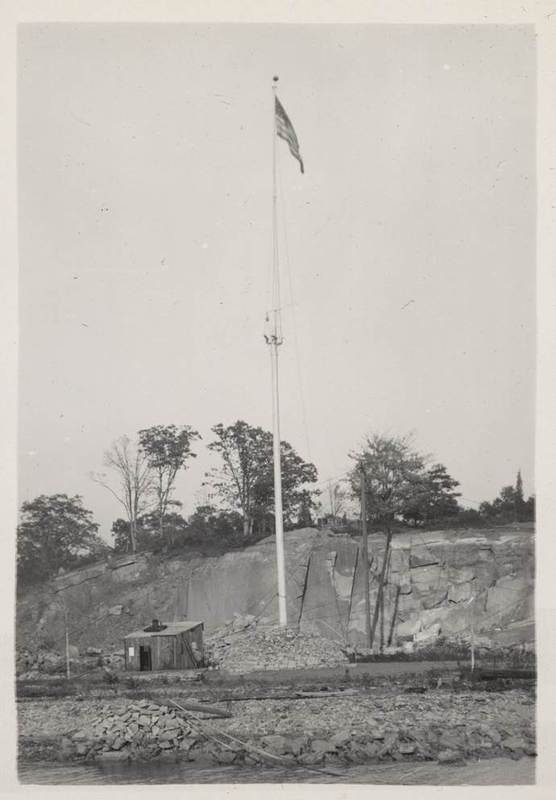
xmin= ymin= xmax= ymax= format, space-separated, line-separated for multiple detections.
xmin=18 ymin=687 xmax=535 ymax=768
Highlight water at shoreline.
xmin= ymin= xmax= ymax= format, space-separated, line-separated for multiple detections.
xmin=19 ymin=757 xmax=535 ymax=785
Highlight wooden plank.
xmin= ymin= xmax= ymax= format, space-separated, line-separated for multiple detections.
xmin=194 ymin=688 xmax=359 ymax=703
xmin=172 ymin=699 xmax=232 ymax=718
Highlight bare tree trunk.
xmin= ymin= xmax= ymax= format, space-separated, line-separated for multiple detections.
xmin=130 ymin=518 xmax=137 ymax=554
xmin=387 ymin=585 xmax=401 ymax=647
xmin=379 ymin=546 xmax=392 ymax=653
xmin=157 ymin=474 xmax=164 ymax=539
xmin=91 ymin=436 xmax=153 ymax=556
xmin=370 ymin=527 xmax=392 ymax=649
xmin=379 ymin=583 xmax=385 ymax=653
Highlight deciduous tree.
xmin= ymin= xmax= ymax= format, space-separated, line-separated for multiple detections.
xmin=402 ymin=463 xmax=461 ymax=527
xmin=349 ymin=433 xmax=429 ymax=648
xmin=206 ymin=420 xmax=318 ymax=539
xmin=327 ymin=481 xmax=347 ymax=522
xmin=479 ymin=472 xmax=534 ymax=523
xmin=91 ymin=435 xmax=154 ymax=553
xmin=187 ymin=505 xmax=244 ymax=542
xmin=17 ymin=494 xmax=101 ymax=583
xmin=138 ymin=424 xmax=201 ymax=537
xmin=350 ymin=433 xmax=427 ymax=527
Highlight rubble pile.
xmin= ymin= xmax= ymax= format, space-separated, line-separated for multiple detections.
xmin=28 ymin=688 xmax=536 ymax=767
xmin=16 ymin=647 xmax=125 ymax=679
xmin=204 ymin=688 xmax=536 ymax=767
xmin=205 ymin=615 xmax=348 ymax=673
xmin=216 ymin=688 xmax=536 ymax=761
xmin=65 ymin=700 xmax=201 ymax=761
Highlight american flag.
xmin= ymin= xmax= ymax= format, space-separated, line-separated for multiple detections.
xmin=275 ymin=96 xmax=304 ymax=174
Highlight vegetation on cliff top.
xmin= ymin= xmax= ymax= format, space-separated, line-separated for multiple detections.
xmin=17 ymin=422 xmax=534 ymax=586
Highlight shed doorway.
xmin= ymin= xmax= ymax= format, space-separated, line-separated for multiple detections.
xmin=139 ymin=645 xmax=152 ymax=671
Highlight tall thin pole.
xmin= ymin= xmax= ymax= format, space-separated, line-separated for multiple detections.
xmin=360 ymin=467 xmax=371 ymax=648
xmin=470 ymin=596 xmax=475 ymax=673
xmin=268 ymin=75 xmax=287 ymax=628
xmin=64 ymin=603 xmax=71 ymax=680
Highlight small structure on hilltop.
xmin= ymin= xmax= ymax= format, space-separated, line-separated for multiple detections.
xmin=124 ymin=619 xmax=204 ymax=671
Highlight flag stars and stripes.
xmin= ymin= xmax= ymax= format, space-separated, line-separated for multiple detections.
xmin=275 ymin=96 xmax=304 ymax=174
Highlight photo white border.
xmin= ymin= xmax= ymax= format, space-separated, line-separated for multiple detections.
xmin=1 ymin=1 xmax=554 ymax=797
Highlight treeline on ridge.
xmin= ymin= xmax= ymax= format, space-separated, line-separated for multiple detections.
xmin=17 ymin=422 xmax=534 ymax=586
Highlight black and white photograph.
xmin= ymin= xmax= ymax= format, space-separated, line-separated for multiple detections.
xmin=7 ymin=5 xmax=546 ymax=789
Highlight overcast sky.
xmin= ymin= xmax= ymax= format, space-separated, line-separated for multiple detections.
xmin=18 ymin=23 xmax=535 ymax=539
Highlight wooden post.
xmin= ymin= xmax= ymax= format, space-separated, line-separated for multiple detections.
xmin=64 ymin=604 xmax=71 ymax=680
xmin=360 ymin=467 xmax=371 ymax=648
xmin=388 ymin=585 xmax=401 ymax=647
xmin=370 ymin=527 xmax=392 ymax=649
xmin=379 ymin=547 xmax=392 ymax=653
xmin=470 ymin=596 xmax=475 ymax=673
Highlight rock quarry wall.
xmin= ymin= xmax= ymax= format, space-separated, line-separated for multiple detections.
xmin=187 ymin=526 xmax=535 ymax=649
xmin=16 ymin=525 xmax=535 ymax=655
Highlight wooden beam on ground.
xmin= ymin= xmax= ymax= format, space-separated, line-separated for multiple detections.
xmin=175 ymin=699 xmax=232 ymax=718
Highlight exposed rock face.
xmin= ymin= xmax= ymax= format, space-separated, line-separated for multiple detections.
xmin=186 ymin=532 xmax=316 ymax=627
xmin=16 ymin=525 xmax=534 ymax=659
xmin=361 ymin=527 xmax=534 ymax=648
xmin=187 ymin=526 xmax=534 ymax=649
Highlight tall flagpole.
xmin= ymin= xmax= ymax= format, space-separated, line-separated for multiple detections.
xmin=268 ymin=75 xmax=287 ymax=628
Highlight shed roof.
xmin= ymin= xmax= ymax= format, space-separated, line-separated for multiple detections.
xmin=124 ymin=621 xmax=203 ymax=639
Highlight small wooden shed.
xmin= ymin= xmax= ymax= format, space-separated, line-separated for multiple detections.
xmin=124 ymin=619 xmax=204 ymax=671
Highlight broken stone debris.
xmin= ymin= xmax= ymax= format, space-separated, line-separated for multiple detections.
xmin=16 ymin=646 xmax=126 ymax=679
xmin=69 ymin=700 xmax=199 ymax=761
xmin=19 ymin=685 xmax=536 ymax=769
xmin=204 ymin=615 xmax=347 ymax=673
